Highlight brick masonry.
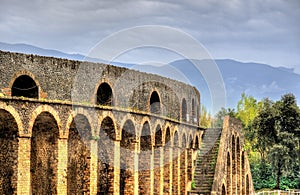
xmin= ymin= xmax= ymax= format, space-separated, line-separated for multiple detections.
xmin=0 ymin=51 xmax=254 ymax=194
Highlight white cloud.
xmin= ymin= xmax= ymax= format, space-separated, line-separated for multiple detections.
xmin=0 ymin=0 xmax=299 ymax=68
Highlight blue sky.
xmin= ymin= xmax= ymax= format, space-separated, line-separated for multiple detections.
xmin=1 ymin=0 xmax=300 ymax=72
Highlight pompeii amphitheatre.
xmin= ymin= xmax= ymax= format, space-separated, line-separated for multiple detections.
xmin=0 ymin=50 xmax=254 ymax=195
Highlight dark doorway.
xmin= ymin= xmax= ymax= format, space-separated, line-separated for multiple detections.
xmin=150 ymin=91 xmax=161 ymax=114
xmin=12 ymin=75 xmax=38 ymax=98
xmin=96 ymin=83 xmax=113 ymax=106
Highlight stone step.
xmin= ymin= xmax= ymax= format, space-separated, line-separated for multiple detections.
xmin=192 ymin=129 xmax=222 ymax=194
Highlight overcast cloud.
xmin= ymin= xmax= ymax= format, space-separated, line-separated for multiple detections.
xmin=0 ymin=0 xmax=300 ymax=69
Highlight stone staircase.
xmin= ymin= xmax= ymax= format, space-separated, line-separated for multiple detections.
xmin=190 ymin=128 xmax=222 ymax=195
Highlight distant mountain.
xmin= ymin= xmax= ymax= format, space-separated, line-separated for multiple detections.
xmin=169 ymin=59 xmax=300 ymax=110
xmin=0 ymin=42 xmax=87 ymax=61
xmin=1 ymin=42 xmax=299 ymax=112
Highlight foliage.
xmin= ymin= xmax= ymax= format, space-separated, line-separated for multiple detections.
xmin=251 ymin=161 xmax=299 ymax=191
xmin=191 ymin=180 xmax=196 ymax=189
xmin=213 ymin=107 xmax=236 ymax=128
xmin=223 ymin=92 xmax=300 ymax=191
xmin=236 ymin=92 xmax=262 ymax=128
xmin=251 ymin=93 xmax=300 ymax=190
xmin=200 ymin=105 xmax=213 ymax=128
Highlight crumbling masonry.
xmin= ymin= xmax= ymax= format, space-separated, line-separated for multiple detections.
xmin=0 ymin=50 xmax=254 ymax=194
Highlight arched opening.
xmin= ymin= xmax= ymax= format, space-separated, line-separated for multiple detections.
xmin=154 ymin=125 xmax=162 ymax=194
xmin=138 ymin=122 xmax=152 ymax=194
xmin=187 ymin=134 xmax=193 ymax=181
xmin=98 ymin=116 xmax=116 ymax=194
xmin=172 ymin=131 xmax=179 ymax=194
xmin=227 ymin=152 xmax=231 ymax=195
xmin=237 ymin=137 xmax=241 ymax=194
xmin=180 ymin=134 xmax=187 ymax=195
xmin=67 ymin=114 xmax=91 ymax=194
xmin=11 ymin=75 xmax=38 ymax=98
xmin=232 ymin=135 xmax=236 ymax=194
xmin=192 ymin=98 xmax=195 ymax=120
xmin=120 ymin=120 xmax=136 ymax=195
xmin=150 ymin=91 xmax=161 ymax=114
xmin=30 ymin=112 xmax=59 ymax=194
xmin=195 ymin=136 xmax=199 ymax=149
xmin=246 ymin=175 xmax=250 ymax=195
xmin=0 ymin=109 xmax=19 ymax=194
xmin=96 ymin=82 xmax=113 ymax=106
xmin=181 ymin=98 xmax=187 ymax=122
xmin=163 ymin=127 xmax=171 ymax=193
xmin=222 ymin=184 xmax=226 ymax=195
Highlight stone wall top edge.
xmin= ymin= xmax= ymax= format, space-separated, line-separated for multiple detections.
xmin=0 ymin=50 xmax=199 ymax=93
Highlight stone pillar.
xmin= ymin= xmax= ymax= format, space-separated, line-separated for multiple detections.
xmin=177 ymin=147 xmax=181 ymax=195
xmin=57 ymin=138 xmax=68 ymax=195
xmin=150 ymin=146 xmax=154 ymax=195
xmin=17 ymin=136 xmax=31 ymax=195
xmin=163 ymin=145 xmax=172 ymax=194
xmin=180 ymin=148 xmax=187 ymax=195
xmin=90 ymin=140 xmax=98 ymax=195
xmin=172 ymin=146 xmax=180 ymax=195
xmin=159 ymin=146 xmax=164 ymax=195
xmin=237 ymin=152 xmax=241 ymax=195
xmin=154 ymin=145 xmax=164 ymax=195
xmin=187 ymin=149 xmax=193 ymax=181
xmin=114 ymin=140 xmax=120 ymax=195
xmin=133 ymin=142 xmax=139 ymax=195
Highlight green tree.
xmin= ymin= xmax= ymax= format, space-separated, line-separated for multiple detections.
xmin=270 ymin=94 xmax=300 ymax=189
xmin=252 ymin=98 xmax=276 ymax=160
xmin=199 ymin=105 xmax=213 ymax=128
xmin=253 ymin=94 xmax=300 ymax=189
xmin=236 ymin=92 xmax=262 ymax=128
xmin=213 ymin=107 xmax=235 ymax=128
xmin=236 ymin=93 xmax=262 ymax=156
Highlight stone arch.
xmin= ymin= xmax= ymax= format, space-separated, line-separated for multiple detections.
xmin=0 ymin=102 xmax=23 ymax=135
xmin=65 ymin=109 xmax=94 ymax=138
xmin=9 ymin=70 xmax=40 ymax=99
xmin=97 ymin=111 xmax=118 ymax=140
xmin=120 ymin=119 xmax=136 ymax=195
xmin=163 ymin=126 xmax=171 ymax=193
xmin=30 ymin=111 xmax=60 ymax=194
xmin=149 ymin=90 xmax=161 ymax=114
xmin=153 ymin=124 xmax=163 ymax=194
xmin=194 ymin=135 xmax=200 ymax=149
xmin=164 ymin=126 xmax=172 ymax=146
xmin=95 ymin=82 xmax=113 ymax=106
xmin=172 ymin=130 xmax=179 ymax=193
xmin=181 ymin=98 xmax=187 ymax=122
xmin=119 ymin=115 xmax=137 ymax=141
xmin=138 ymin=121 xmax=152 ymax=194
xmin=222 ymin=183 xmax=226 ymax=195
xmin=180 ymin=131 xmax=187 ymax=148
xmin=155 ymin=124 xmax=163 ymax=146
xmin=227 ymin=151 xmax=231 ymax=195
xmin=139 ymin=116 xmax=152 ymax=143
xmin=97 ymin=116 xmax=116 ymax=194
xmin=180 ymin=132 xmax=187 ymax=194
xmin=67 ymin=114 xmax=92 ymax=194
xmin=28 ymin=105 xmax=62 ymax=138
xmin=0 ymin=108 xmax=19 ymax=194
xmin=187 ymin=132 xmax=193 ymax=149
